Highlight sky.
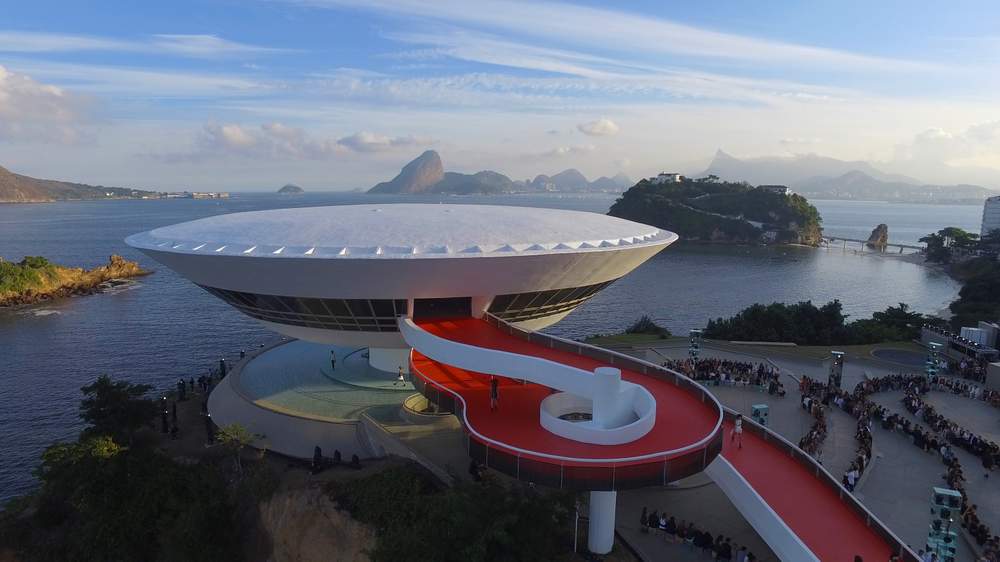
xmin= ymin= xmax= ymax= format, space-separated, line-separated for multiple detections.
xmin=3 ymin=0 xmax=1000 ymax=190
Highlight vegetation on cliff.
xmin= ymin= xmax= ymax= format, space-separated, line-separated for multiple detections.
xmin=703 ymin=301 xmax=940 ymax=345
xmin=915 ymin=226 xmax=1000 ymax=329
xmin=608 ymin=176 xmax=823 ymax=245
xmin=0 ymin=255 xmax=148 ymax=307
xmin=330 ymin=463 xmax=576 ymax=562
xmin=0 ymin=164 xmax=157 ymax=203
xmin=946 ymin=257 xmax=1000 ymax=329
xmin=920 ymin=227 xmax=980 ymax=264
xmin=0 ymin=377 xmax=244 ymax=562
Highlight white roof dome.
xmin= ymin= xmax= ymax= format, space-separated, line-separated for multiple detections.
xmin=127 ymin=204 xmax=673 ymax=259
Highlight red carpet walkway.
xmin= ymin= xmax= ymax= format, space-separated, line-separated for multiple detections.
xmin=410 ymin=318 xmax=903 ymax=561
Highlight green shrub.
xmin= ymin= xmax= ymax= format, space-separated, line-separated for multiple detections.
xmin=0 ymin=256 xmax=59 ymax=294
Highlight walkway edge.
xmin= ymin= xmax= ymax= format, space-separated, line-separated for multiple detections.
xmin=704 ymin=456 xmax=820 ymax=561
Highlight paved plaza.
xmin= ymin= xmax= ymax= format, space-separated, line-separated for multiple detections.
xmin=277 ymin=336 xmax=999 ymax=562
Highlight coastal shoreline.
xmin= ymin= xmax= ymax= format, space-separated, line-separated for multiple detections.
xmin=0 ymin=255 xmax=150 ymax=309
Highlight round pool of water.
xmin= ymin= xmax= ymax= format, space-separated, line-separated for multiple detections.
xmin=236 ymin=340 xmax=412 ymax=420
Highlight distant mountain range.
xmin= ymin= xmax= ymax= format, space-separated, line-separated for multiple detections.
xmin=698 ymin=150 xmax=998 ymax=204
xmin=368 ymin=150 xmax=631 ymax=195
xmin=0 ymin=165 xmax=156 ymax=203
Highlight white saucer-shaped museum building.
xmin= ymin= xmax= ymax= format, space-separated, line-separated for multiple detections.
xmin=127 ymin=204 xmax=676 ymax=371
xmin=127 ymin=204 xmax=678 ymax=464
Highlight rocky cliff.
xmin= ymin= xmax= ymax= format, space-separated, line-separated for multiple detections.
xmin=369 ymin=150 xmax=445 ymax=194
xmin=258 ymin=484 xmax=374 ymax=562
xmin=866 ymin=223 xmax=889 ymax=250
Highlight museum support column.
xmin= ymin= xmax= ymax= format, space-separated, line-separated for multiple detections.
xmin=588 ymin=490 xmax=617 ymax=554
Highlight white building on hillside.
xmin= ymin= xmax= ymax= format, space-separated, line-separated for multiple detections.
xmin=759 ymin=185 xmax=792 ymax=196
xmin=651 ymin=172 xmax=683 ymax=184
xmin=982 ymin=195 xmax=1000 ymax=237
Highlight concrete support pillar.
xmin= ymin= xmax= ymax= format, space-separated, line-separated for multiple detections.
xmin=591 ymin=367 xmax=622 ymax=429
xmin=588 ymin=490 xmax=617 ymax=554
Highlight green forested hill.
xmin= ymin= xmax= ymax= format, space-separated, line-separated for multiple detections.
xmin=608 ymin=176 xmax=823 ymax=245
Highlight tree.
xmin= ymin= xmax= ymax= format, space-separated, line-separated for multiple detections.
xmin=940 ymin=226 xmax=979 ymax=251
xmin=79 ymin=375 xmax=157 ymax=444
xmin=921 ymin=226 xmax=980 ymax=263
xmin=217 ymin=423 xmax=260 ymax=476
xmin=31 ymin=439 xmax=239 ymax=562
xmin=870 ymin=303 xmax=926 ymax=340
xmin=920 ymin=232 xmax=951 ymax=263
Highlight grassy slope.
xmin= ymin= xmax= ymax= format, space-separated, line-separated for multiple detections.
xmin=0 ymin=256 xmax=148 ymax=305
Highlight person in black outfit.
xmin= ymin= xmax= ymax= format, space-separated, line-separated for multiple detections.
xmin=489 ymin=376 xmax=499 ymax=411
xmin=312 ymin=446 xmax=323 ymax=473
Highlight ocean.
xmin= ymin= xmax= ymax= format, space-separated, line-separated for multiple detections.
xmin=0 ymin=193 xmax=982 ymax=501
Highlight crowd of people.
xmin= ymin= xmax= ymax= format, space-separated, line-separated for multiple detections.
xmin=791 ymin=369 xmax=1000 ymax=559
xmin=952 ymin=357 xmax=989 ymax=384
xmin=931 ymin=374 xmax=1000 ymax=410
xmin=820 ymin=372 xmax=1000 ymax=559
xmin=638 ymin=508 xmax=758 ymax=561
xmin=797 ymin=377 xmax=828 ymax=457
xmin=663 ymin=357 xmax=786 ymax=396
xmin=900 ymin=388 xmax=999 ymax=552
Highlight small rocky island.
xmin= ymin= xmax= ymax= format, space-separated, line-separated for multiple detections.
xmin=278 ymin=184 xmax=305 ymax=194
xmin=0 ymin=254 xmax=149 ymax=307
xmin=608 ymin=175 xmax=823 ymax=245
xmin=866 ymin=223 xmax=889 ymax=250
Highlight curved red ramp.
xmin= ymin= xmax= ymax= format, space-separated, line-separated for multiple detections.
xmin=402 ymin=317 xmax=918 ymax=562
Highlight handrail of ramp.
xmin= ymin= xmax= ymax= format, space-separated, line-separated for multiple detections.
xmin=483 ymin=314 xmax=920 ymax=562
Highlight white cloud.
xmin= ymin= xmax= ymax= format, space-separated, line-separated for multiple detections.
xmin=164 ymin=122 xmax=431 ymax=161
xmin=541 ymin=144 xmax=596 ymax=157
xmin=0 ymin=65 xmax=92 ymax=143
xmin=299 ymin=0 xmax=937 ymax=72
xmin=0 ymin=31 xmax=289 ymax=58
xmin=6 ymin=59 xmax=268 ymax=97
xmin=151 ymin=35 xmax=291 ymax=57
xmin=336 ymin=131 xmax=425 ymax=152
xmin=779 ymin=137 xmax=823 ymax=146
xmin=577 ymin=118 xmax=619 ymax=136
xmin=895 ymin=121 xmax=1000 ymax=164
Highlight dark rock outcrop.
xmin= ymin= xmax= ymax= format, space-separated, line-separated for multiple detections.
xmin=369 ymin=150 xmax=445 ymax=194
xmin=278 ymin=184 xmax=304 ymax=194
xmin=866 ymin=224 xmax=889 ymax=250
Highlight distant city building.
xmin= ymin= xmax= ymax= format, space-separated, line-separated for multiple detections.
xmin=191 ymin=192 xmax=230 ymax=199
xmin=651 ymin=172 xmax=683 ymax=184
xmin=759 ymin=185 xmax=792 ymax=196
xmin=981 ymin=195 xmax=1000 ymax=237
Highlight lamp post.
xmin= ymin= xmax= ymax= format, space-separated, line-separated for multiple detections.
xmin=927 ymin=342 xmax=942 ymax=378
xmin=828 ymin=351 xmax=844 ymax=390
xmin=689 ymin=329 xmax=702 ymax=362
